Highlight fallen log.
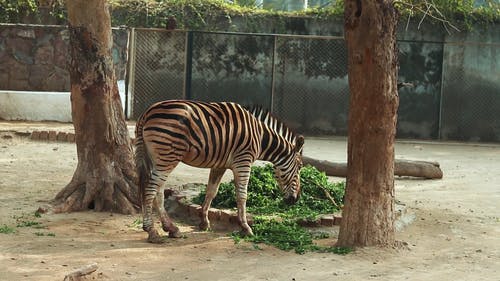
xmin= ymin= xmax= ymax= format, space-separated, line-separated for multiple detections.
xmin=303 ymin=156 xmax=443 ymax=179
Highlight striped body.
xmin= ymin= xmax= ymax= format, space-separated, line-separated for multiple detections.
xmin=135 ymin=100 xmax=304 ymax=242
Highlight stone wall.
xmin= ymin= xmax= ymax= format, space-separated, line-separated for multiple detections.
xmin=0 ymin=24 xmax=128 ymax=92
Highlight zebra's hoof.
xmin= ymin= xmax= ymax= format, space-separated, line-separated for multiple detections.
xmin=240 ymin=228 xmax=254 ymax=237
xmin=147 ymin=231 xmax=166 ymax=244
xmin=168 ymin=229 xmax=182 ymax=238
xmin=199 ymin=221 xmax=210 ymax=231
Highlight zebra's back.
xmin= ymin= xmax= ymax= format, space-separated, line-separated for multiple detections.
xmin=137 ymin=100 xmax=262 ymax=169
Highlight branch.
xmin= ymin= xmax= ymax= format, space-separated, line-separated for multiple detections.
xmin=64 ymin=263 xmax=98 ymax=281
xmin=394 ymin=0 xmax=460 ymax=34
xmin=303 ymin=179 xmax=340 ymax=208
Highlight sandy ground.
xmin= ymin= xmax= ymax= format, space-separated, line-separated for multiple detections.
xmin=0 ymin=121 xmax=499 ymax=281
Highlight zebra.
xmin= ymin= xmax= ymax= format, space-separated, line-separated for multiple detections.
xmin=135 ymin=100 xmax=304 ymax=243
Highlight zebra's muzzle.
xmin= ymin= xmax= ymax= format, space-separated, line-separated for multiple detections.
xmin=284 ymin=194 xmax=298 ymax=205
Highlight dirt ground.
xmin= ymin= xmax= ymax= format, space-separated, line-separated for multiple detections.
xmin=0 ymin=121 xmax=499 ymax=281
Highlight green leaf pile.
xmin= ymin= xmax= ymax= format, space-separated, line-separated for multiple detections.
xmin=193 ymin=164 xmax=348 ymax=254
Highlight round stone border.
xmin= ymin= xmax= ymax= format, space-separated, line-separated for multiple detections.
xmin=167 ymin=189 xmax=343 ymax=227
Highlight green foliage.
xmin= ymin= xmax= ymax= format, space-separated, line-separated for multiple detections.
xmin=1 ymin=0 xmax=498 ymax=30
xmin=0 ymin=225 xmax=16 ymax=234
xmin=128 ymin=217 xmax=143 ymax=229
xmin=16 ymin=220 xmax=40 ymax=228
xmin=0 ymin=0 xmax=38 ymax=23
xmin=0 ymin=0 xmax=66 ymax=24
xmin=109 ymin=0 xmax=262 ymax=30
xmin=194 ymin=164 xmax=347 ymax=254
xmin=14 ymin=213 xmax=45 ymax=229
xmin=193 ymin=164 xmax=344 ymax=221
xmin=48 ymin=0 xmax=66 ymax=22
xmin=34 ymin=232 xmax=55 ymax=237
xmin=232 ymin=218 xmax=351 ymax=255
xmin=241 ymin=218 xmax=314 ymax=254
xmin=234 ymin=0 xmax=260 ymax=8
xmin=193 ymin=165 xmax=282 ymax=210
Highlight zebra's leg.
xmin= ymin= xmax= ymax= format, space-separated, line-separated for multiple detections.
xmin=154 ymin=188 xmax=181 ymax=238
xmin=142 ymin=171 xmax=167 ymax=244
xmin=200 ymin=168 xmax=226 ymax=231
xmin=232 ymin=164 xmax=254 ymax=236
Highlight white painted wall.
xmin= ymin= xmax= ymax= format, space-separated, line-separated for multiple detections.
xmin=0 ymin=80 xmax=129 ymax=122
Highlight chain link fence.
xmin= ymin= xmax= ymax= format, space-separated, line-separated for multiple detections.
xmin=129 ymin=29 xmax=187 ymax=119
xmin=128 ymin=28 xmax=500 ymax=142
xmin=189 ymin=31 xmax=274 ymax=109
xmin=440 ymin=42 xmax=500 ymax=142
xmin=273 ymin=36 xmax=348 ymax=135
xmin=129 ymin=29 xmax=350 ymax=136
xmin=397 ymin=40 xmax=443 ymax=139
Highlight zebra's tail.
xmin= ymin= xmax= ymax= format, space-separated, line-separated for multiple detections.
xmin=134 ymin=117 xmax=152 ymax=209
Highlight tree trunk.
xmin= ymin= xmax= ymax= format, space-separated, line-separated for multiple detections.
xmin=53 ymin=0 xmax=139 ymax=214
xmin=337 ymin=0 xmax=399 ymax=247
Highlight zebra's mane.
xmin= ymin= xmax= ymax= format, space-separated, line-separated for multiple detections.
xmin=247 ymin=106 xmax=297 ymax=144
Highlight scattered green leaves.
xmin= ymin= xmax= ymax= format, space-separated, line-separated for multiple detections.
xmin=231 ymin=217 xmax=351 ymax=255
xmin=16 ymin=220 xmax=40 ymax=228
xmin=33 ymin=232 xmax=55 ymax=237
xmin=14 ymin=212 xmax=46 ymax=229
xmin=240 ymin=218 xmax=314 ymax=254
xmin=0 ymin=225 xmax=16 ymax=234
xmin=128 ymin=217 xmax=143 ymax=229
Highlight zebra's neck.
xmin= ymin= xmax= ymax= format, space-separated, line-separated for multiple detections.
xmin=247 ymin=106 xmax=296 ymax=164
xmin=258 ymin=125 xmax=294 ymax=164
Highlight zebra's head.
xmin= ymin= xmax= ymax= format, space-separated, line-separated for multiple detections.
xmin=274 ymin=135 xmax=304 ymax=205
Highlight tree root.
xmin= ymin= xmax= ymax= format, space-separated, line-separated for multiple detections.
xmin=51 ymin=167 xmax=139 ymax=214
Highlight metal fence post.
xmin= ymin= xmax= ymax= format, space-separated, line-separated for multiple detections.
xmin=126 ymin=28 xmax=137 ymax=119
xmin=184 ymin=31 xmax=193 ymax=100
xmin=438 ymin=40 xmax=446 ymax=140
xmin=270 ymin=35 xmax=277 ymax=113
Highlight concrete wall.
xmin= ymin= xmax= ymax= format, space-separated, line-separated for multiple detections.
xmin=0 ymin=81 xmax=128 ymax=122
xmin=0 ymin=91 xmax=71 ymax=122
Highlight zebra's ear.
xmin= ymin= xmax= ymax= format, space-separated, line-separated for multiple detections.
xmin=294 ymin=135 xmax=304 ymax=152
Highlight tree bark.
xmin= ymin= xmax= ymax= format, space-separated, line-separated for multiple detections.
xmin=337 ymin=0 xmax=399 ymax=247
xmin=303 ymin=156 xmax=443 ymax=179
xmin=53 ymin=0 xmax=139 ymax=214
